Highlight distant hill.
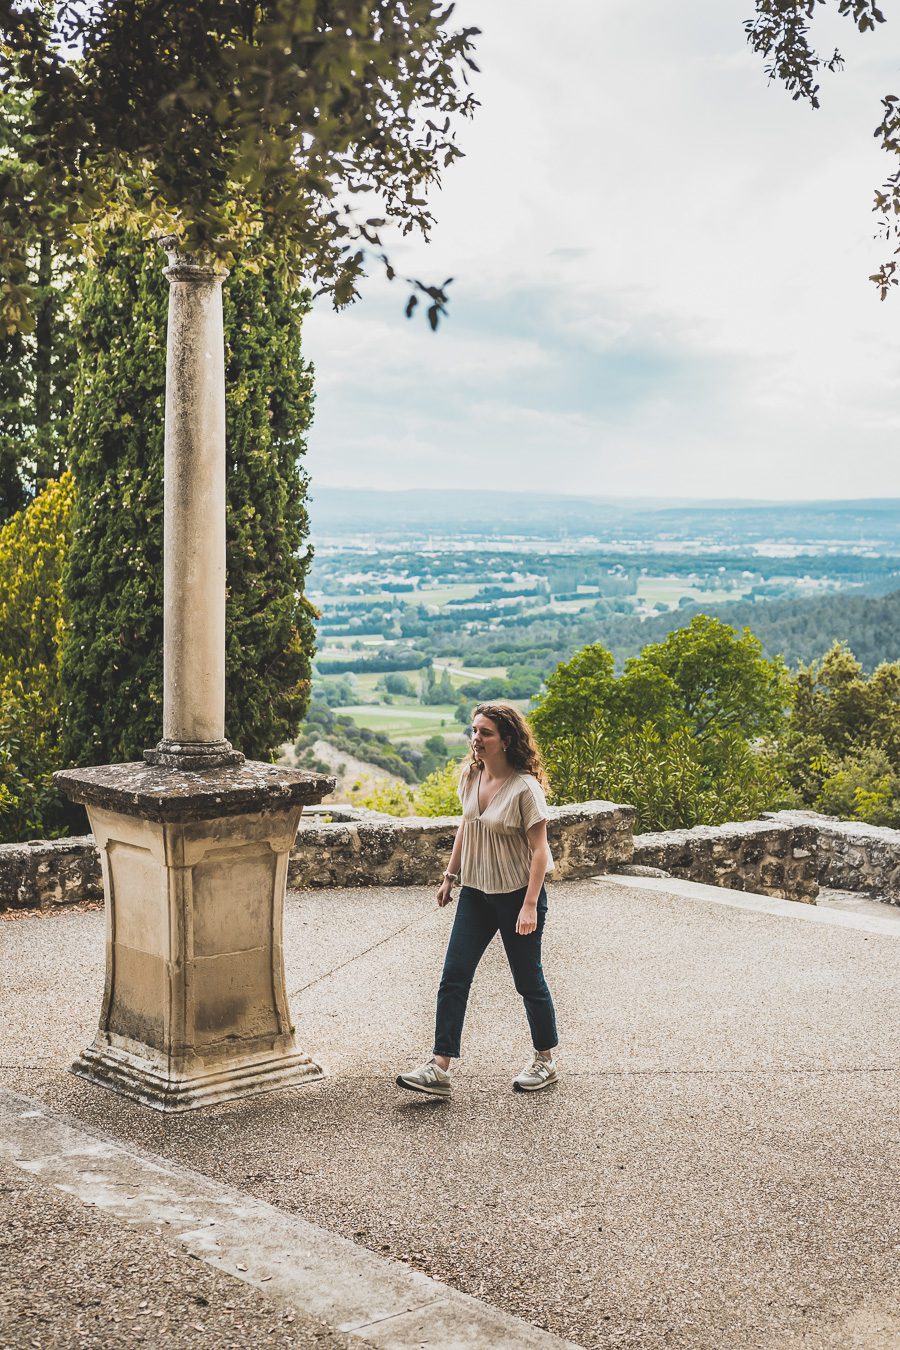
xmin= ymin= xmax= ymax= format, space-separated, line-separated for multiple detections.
xmin=598 ymin=588 xmax=900 ymax=671
xmin=308 ymin=487 xmax=900 ymax=549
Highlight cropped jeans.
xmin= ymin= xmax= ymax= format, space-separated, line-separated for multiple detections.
xmin=433 ymin=883 xmax=559 ymax=1059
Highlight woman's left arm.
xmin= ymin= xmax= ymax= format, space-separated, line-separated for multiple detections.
xmin=516 ymin=820 xmax=550 ymax=935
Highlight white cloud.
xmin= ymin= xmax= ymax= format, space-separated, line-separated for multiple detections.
xmin=302 ymin=0 xmax=900 ymax=499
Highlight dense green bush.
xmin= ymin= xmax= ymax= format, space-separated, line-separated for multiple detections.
xmin=543 ymin=723 xmax=781 ymax=833
xmin=779 ymin=643 xmax=900 ymax=826
xmin=354 ymin=780 xmax=414 ymax=815
xmin=815 ymin=745 xmax=900 ymax=827
xmin=414 ymin=757 xmax=465 ymax=816
xmin=383 ymin=672 xmax=416 ymax=696
xmin=60 ymin=234 xmax=316 ymax=765
xmin=0 ymin=475 xmax=77 ymax=840
xmin=355 ymin=756 xmax=464 ymax=817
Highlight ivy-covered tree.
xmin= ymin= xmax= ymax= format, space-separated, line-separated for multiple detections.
xmin=60 ymin=235 xmax=316 ymax=764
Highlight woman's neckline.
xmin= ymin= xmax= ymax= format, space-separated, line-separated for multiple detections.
xmin=476 ymin=766 xmax=517 ymax=817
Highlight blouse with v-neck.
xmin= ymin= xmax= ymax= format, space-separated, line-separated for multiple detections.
xmin=456 ymin=766 xmax=554 ymax=894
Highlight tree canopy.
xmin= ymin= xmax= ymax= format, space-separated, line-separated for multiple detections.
xmin=531 ymin=615 xmax=787 ymax=750
xmin=0 ymin=71 xmax=75 ymax=515
xmin=0 ymin=1 xmax=480 ymax=333
xmin=779 ymin=640 xmax=900 ymax=814
xmin=531 ymin=616 xmax=788 ymax=831
xmin=746 ymin=0 xmax=899 ymax=298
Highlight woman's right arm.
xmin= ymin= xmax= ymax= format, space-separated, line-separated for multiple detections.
xmin=437 ymin=820 xmax=465 ymax=908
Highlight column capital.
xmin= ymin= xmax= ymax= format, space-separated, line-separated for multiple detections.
xmin=159 ymin=235 xmax=229 ymax=285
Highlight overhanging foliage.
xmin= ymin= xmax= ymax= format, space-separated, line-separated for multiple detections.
xmin=0 ymin=1 xmax=480 ymax=332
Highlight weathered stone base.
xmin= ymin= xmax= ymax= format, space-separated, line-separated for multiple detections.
xmin=51 ymin=759 xmax=332 ymax=1113
xmin=71 ymin=1041 xmax=323 ymax=1113
xmin=144 ymin=737 xmax=245 ymax=770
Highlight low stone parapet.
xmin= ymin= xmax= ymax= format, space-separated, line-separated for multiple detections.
xmin=13 ymin=806 xmax=900 ymax=908
xmin=0 ymin=836 xmax=103 ymax=911
xmin=288 ymin=800 xmax=636 ymax=890
xmin=631 ymin=818 xmax=819 ymax=903
xmin=0 ymin=801 xmax=635 ymax=909
xmin=763 ymin=810 xmax=900 ymax=905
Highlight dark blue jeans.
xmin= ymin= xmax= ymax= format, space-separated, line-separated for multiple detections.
xmin=434 ymin=884 xmax=558 ymax=1059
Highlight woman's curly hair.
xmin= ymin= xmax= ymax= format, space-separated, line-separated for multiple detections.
xmin=464 ymin=702 xmax=548 ymax=787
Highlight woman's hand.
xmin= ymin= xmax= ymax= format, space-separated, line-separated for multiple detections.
xmin=437 ymin=878 xmax=455 ymax=908
xmin=516 ymin=900 xmax=538 ymax=935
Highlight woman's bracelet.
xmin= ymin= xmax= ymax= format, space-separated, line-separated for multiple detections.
xmin=443 ymin=870 xmax=459 ymax=884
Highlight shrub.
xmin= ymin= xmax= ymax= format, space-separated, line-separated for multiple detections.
xmin=384 ymin=672 xmax=415 ymax=696
xmin=0 ymin=475 xmax=76 ymax=840
xmin=353 ymin=780 xmax=414 ymax=816
xmin=353 ymin=756 xmax=465 ymax=817
xmin=542 ymin=721 xmax=779 ymax=833
xmin=414 ymin=757 xmax=465 ymax=816
xmin=816 ymin=744 xmax=900 ymax=828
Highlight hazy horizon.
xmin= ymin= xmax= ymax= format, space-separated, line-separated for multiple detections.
xmin=309 ymin=486 xmax=900 ymax=509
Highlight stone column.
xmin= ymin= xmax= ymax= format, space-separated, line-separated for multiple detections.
xmin=55 ymin=241 xmax=334 ymax=1111
xmin=145 ymin=241 xmax=241 ymax=771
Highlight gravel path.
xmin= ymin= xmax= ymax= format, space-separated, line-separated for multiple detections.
xmin=2 ymin=877 xmax=899 ymax=1349
xmin=0 ymin=1158 xmax=357 ymax=1350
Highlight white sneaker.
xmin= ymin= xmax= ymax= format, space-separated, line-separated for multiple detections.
xmin=513 ymin=1053 xmax=558 ymax=1093
xmin=396 ymin=1058 xmax=452 ymax=1098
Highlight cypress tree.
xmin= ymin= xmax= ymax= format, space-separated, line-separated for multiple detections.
xmin=0 ymin=77 xmax=76 ymax=522
xmin=61 ymin=236 xmax=316 ymax=764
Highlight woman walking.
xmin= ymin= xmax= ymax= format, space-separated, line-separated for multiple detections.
xmin=397 ymin=703 xmax=559 ymax=1098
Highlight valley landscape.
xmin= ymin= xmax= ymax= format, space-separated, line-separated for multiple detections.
xmin=294 ymin=490 xmax=900 ymax=799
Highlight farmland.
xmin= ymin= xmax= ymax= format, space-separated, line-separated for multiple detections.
xmin=296 ymin=490 xmax=900 ymax=796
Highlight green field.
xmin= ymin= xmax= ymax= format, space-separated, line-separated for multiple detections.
xmin=431 ymin=660 xmax=508 ymax=681
xmin=415 ymin=584 xmax=481 ymax=605
xmin=312 ymin=652 xmax=534 ymax=747
xmin=341 ymin=704 xmax=462 ymax=737
xmin=635 ymin=578 xmax=751 ymax=609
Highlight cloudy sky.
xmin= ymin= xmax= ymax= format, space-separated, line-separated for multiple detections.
xmin=303 ymin=0 xmax=900 ymax=501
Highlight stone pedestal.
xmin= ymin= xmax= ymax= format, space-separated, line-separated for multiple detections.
xmin=56 ymin=761 xmax=333 ymax=1112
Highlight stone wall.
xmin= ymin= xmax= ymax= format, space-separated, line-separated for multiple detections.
xmin=10 ymin=801 xmax=900 ymax=911
xmin=0 ymin=801 xmax=635 ymax=910
xmin=631 ymin=818 xmax=819 ymax=903
xmin=0 ymin=836 xmax=103 ymax=911
xmin=288 ymin=800 xmax=635 ymax=890
xmin=763 ymin=810 xmax=900 ymax=905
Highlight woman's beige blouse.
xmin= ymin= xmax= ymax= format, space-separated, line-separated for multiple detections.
xmin=456 ymin=768 xmax=554 ymax=894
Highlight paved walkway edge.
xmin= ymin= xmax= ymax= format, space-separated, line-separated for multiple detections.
xmin=597 ymin=873 xmax=900 ymax=937
xmin=0 ymin=1087 xmax=581 ymax=1350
